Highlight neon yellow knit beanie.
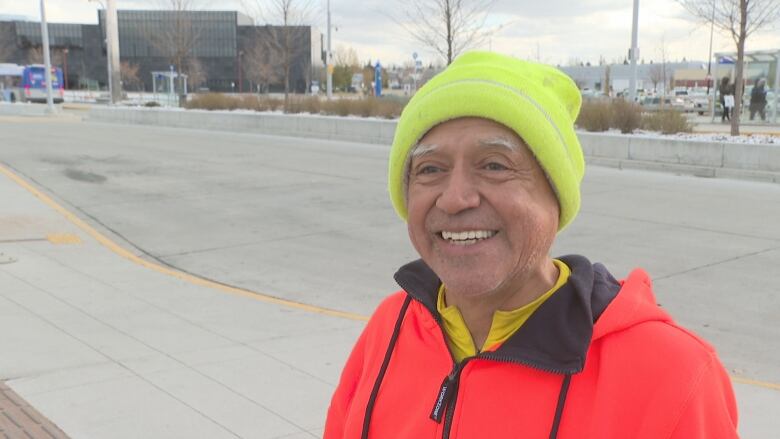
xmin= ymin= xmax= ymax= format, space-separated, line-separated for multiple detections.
xmin=388 ymin=51 xmax=584 ymax=231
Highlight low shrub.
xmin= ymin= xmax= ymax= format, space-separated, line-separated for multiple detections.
xmin=576 ymin=99 xmax=612 ymax=132
xmin=285 ymin=96 xmax=321 ymax=114
xmin=641 ymin=110 xmax=692 ymax=134
xmin=576 ymin=98 xmax=690 ymax=134
xmin=263 ymin=97 xmax=283 ymax=112
xmin=610 ymin=98 xmax=642 ymax=133
xmin=184 ymin=92 xmax=407 ymax=118
xmin=321 ymin=98 xmax=353 ymax=117
xmin=372 ymin=96 xmax=408 ymax=119
xmin=144 ymin=101 xmax=160 ymax=107
xmin=185 ymin=93 xmax=240 ymax=111
xmin=237 ymin=95 xmax=263 ymax=111
xmin=354 ymin=98 xmax=375 ymax=117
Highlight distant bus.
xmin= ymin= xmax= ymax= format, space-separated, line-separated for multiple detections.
xmin=0 ymin=64 xmax=64 ymax=103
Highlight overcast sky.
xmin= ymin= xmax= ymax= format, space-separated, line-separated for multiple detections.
xmin=2 ymin=0 xmax=779 ymax=67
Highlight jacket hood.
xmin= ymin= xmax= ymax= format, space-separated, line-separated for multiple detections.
xmin=592 ymin=267 xmax=672 ymax=341
xmin=394 ymin=255 xmax=671 ymax=374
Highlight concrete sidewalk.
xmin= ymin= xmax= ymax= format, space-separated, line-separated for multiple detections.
xmin=1 ymin=159 xmax=778 ymax=438
xmin=0 ymin=168 xmax=364 ymax=438
xmin=691 ymin=116 xmax=780 ymax=136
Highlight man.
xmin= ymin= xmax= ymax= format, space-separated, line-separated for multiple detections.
xmin=325 ymin=52 xmax=738 ymax=438
xmin=750 ymin=78 xmax=767 ymax=121
xmin=719 ymin=76 xmax=734 ymax=122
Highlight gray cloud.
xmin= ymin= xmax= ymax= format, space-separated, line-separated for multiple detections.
xmin=491 ymin=0 xmax=628 ymax=18
xmin=0 ymin=0 xmax=751 ymax=66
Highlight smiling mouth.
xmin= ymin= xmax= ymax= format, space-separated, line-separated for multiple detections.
xmin=439 ymin=230 xmax=498 ymax=246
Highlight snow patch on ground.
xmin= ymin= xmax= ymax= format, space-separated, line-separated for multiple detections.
xmin=108 ymin=106 xmax=780 ymax=141
xmin=582 ymin=128 xmax=780 ymax=144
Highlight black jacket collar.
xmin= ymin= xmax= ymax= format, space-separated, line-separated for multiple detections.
xmin=393 ymin=255 xmax=619 ymax=374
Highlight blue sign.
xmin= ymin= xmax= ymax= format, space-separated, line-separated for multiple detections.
xmin=374 ymin=61 xmax=382 ymax=97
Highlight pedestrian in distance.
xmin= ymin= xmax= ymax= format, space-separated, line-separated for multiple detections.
xmin=719 ymin=76 xmax=734 ymax=122
xmin=750 ymin=78 xmax=768 ymax=121
xmin=325 ymin=51 xmax=739 ymax=439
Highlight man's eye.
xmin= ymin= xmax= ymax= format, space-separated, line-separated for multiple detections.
xmin=485 ymin=162 xmax=508 ymax=171
xmin=417 ymin=165 xmax=441 ymax=175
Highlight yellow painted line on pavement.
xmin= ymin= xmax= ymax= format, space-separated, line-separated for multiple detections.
xmin=4 ymin=163 xmax=780 ymax=392
xmin=46 ymin=233 xmax=82 ymax=245
xmin=0 ymin=163 xmax=369 ymax=322
xmin=731 ymin=376 xmax=780 ymax=391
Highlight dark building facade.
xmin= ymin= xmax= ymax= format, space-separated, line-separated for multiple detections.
xmin=0 ymin=19 xmax=106 ymax=90
xmin=0 ymin=10 xmax=323 ymax=93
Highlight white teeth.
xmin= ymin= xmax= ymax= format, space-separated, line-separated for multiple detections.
xmin=452 ymin=239 xmax=477 ymax=246
xmin=441 ymin=230 xmax=496 ymax=244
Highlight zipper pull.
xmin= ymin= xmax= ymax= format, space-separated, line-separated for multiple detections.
xmin=429 ymin=367 xmax=459 ymax=423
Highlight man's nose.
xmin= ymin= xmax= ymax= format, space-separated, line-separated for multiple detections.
xmin=435 ymin=166 xmax=480 ymax=214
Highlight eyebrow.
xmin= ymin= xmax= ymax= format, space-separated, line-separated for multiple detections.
xmin=409 ymin=142 xmax=438 ymax=159
xmin=478 ymin=136 xmax=520 ymax=152
xmin=410 ymin=136 xmax=519 ymax=157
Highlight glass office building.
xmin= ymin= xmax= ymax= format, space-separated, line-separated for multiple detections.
xmin=1 ymin=10 xmax=322 ymax=93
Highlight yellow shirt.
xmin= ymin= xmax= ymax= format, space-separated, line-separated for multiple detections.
xmin=437 ymin=259 xmax=571 ymax=362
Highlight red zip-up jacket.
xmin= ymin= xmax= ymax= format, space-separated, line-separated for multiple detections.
xmin=325 ymin=255 xmax=738 ymax=438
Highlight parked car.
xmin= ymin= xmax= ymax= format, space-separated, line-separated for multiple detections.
xmin=688 ymin=93 xmax=710 ymax=115
xmin=640 ymin=95 xmax=694 ymax=113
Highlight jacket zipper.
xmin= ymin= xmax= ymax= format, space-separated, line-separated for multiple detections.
xmin=430 ymin=359 xmax=471 ymax=439
xmin=415 ymin=293 xmax=572 ymax=439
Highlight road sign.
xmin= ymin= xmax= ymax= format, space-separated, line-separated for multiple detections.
xmin=374 ymin=61 xmax=382 ymax=97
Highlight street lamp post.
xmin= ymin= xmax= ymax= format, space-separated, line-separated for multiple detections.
xmin=326 ymin=0 xmax=333 ymax=99
xmin=39 ymin=0 xmax=56 ymax=113
xmin=706 ymin=2 xmax=715 ymax=95
xmin=63 ymin=48 xmax=69 ymax=89
xmin=628 ymin=0 xmax=640 ymax=103
xmin=238 ymin=50 xmax=243 ymax=93
xmin=105 ymin=0 xmax=122 ymax=104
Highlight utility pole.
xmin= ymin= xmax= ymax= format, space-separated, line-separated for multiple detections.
xmin=39 ymin=0 xmax=56 ymax=113
xmin=326 ymin=0 xmax=332 ymax=99
xmin=106 ymin=0 xmax=122 ymax=104
xmin=238 ymin=50 xmax=244 ymax=93
xmin=706 ymin=2 xmax=715 ymax=95
xmin=628 ymin=0 xmax=639 ymax=103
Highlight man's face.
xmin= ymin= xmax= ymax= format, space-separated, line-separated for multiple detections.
xmin=406 ymin=117 xmax=560 ymax=299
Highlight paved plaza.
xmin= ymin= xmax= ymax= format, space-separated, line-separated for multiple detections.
xmin=0 ymin=115 xmax=778 ymax=438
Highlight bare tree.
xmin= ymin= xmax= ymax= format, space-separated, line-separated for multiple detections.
xmin=391 ymin=0 xmax=497 ymax=65
xmin=149 ymin=0 xmax=202 ymax=94
xmin=26 ymin=46 xmax=65 ymax=66
xmin=26 ymin=46 xmax=43 ymax=65
xmin=243 ymin=31 xmax=283 ymax=94
xmin=242 ymin=0 xmax=314 ymax=107
xmin=332 ymin=45 xmax=359 ymax=91
xmin=122 ymin=61 xmax=145 ymax=91
xmin=0 ymin=24 xmax=16 ymax=62
xmin=185 ymin=57 xmax=206 ymax=91
xmin=678 ymin=0 xmax=780 ymax=135
xmin=649 ymin=37 xmax=671 ymax=96
xmin=648 ymin=63 xmax=668 ymax=94
xmin=120 ymin=61 xmax=141 ymax=91
xmin=334 ymin=45 xmax=359 ymax=68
